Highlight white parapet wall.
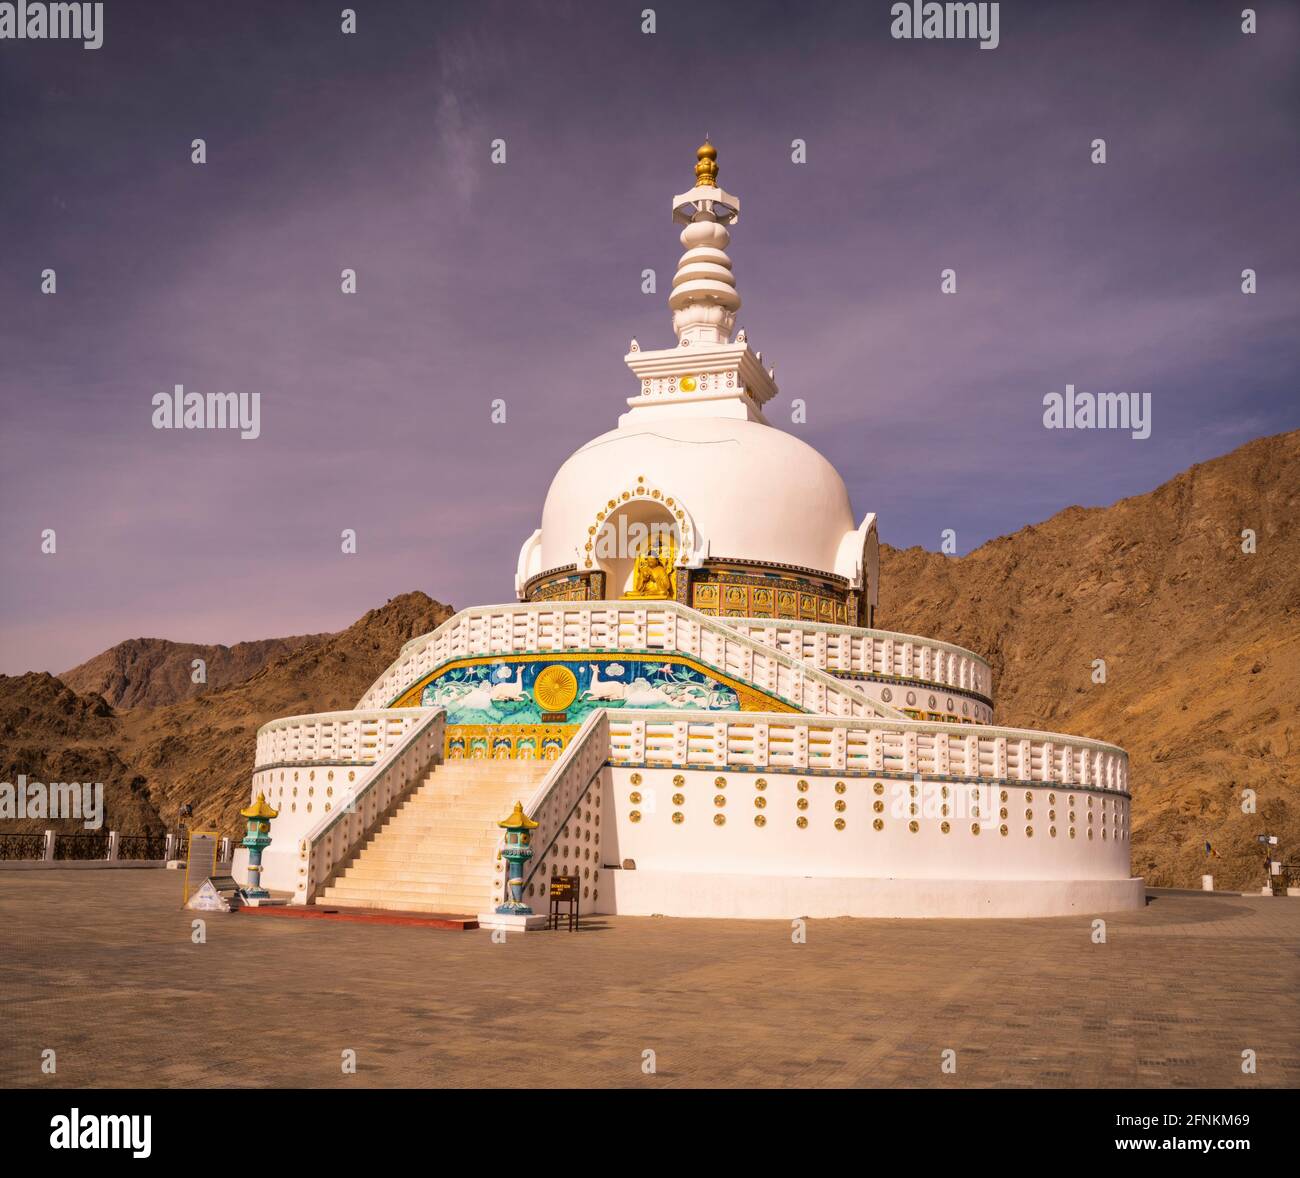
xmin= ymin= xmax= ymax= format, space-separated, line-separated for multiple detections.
xmin=511 ymin=710 xmax=1136 ymax=919
xmin=721 ymin=617 xmax=993 ymax=695
xmin=720 ymin=617 xmax=995 ymax=723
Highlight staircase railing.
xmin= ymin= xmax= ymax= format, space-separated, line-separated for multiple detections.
xmin=296 ymin=708 xmax=446 ymax=904
xmin=355 ymin=601 xmax=901 ymax=721
xmin=497 ymin=709 xmax=611 ymax=906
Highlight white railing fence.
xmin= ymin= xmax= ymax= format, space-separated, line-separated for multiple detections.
xmin=721 ymin=617 xmax=993 ymax=698
xmin=255 ymin=709 xmax=431 ymax=770
xmin=507 ymin=710 xmax=611 ymax=904
xmin=354 ymin=601 xmax=899 ymax=721
xmin=296 ymin=709 xmax=446 ymax=903
xmin=607 ymin=710 xmax=1128 ymax=792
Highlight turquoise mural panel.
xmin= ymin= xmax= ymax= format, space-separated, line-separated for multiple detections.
xmin=421 ymin=658 xmax=740 ymax=724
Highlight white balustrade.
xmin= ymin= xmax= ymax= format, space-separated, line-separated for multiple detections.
xmin=500 ymin=710 xmax=611 ymax=905
xmin=354 ymin=601 xmax=894 ymax=720
xmin=254 ymin=709 xmax=431 ymax=770
xmin=297 ymin=709 xmax=446 ymax=903
xmin=605 ymin=710 xmax=1128 ymax=793
xmin=722 ymin=617 xmax=993 ymax=698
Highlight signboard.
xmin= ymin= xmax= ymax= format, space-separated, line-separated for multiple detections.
xmin=182 ymin=831 xmax=220 ymax=905
xmin=186 ymin=875 xmax=243 ymax=911
xmin=550 ymin=875 xmax=578 ymax=900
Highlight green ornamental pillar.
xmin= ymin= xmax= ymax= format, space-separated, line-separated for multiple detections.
xmin=495 ymin=801 xmax=539 ymax=915
xmin=240 ymin=792 xmax=279 ymax=899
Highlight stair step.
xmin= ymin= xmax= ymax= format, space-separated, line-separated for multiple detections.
xmin=338 ymin=863 xmax=496 ymax=880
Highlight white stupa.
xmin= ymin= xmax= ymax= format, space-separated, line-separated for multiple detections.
xmin=240 ymin=144 xmax=1140 ymax=921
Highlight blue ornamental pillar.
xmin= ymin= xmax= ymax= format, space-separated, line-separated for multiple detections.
xmin=495 ymin=801 xmax=539 ymax=915
xmin=240 ymin=792 xmax=279 ymax=899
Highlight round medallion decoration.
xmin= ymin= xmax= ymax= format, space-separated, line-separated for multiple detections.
xmin=533 ymin=665 xmax=579 ymax=712
xmin=680 ymin=376 xmax=697 ymax=392
xmin=672 ymin=812 xmax=684 ymax=824
xmin=881 ymin=688 xmax=892 ymax=702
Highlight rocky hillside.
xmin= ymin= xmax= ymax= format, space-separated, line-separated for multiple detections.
xmin=0 ymin=593 xmax=454 ymax=839
xmin=62 ymin=634 xmax=326 ymax=710
xmin=0 ymin=673 xmax=160 ymax=834
xmin=878 ymin=429 xmax=1299 ymax=891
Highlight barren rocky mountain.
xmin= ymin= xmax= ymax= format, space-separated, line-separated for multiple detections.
xmin=1 ymin=593 xmax=454 ymax=839
xmin=878 ymin=429 xmax=1299 ymax=891
xmin=62 ymin=634 xmax=327 ymax=710
xmin=0 ymin=673 xmax=159 ymax=834
xmin=1 ymin=432 xmax=1296 ymax=889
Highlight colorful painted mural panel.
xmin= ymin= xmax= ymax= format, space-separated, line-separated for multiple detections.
xmin=417 ymin=656 xmax=745 ymax=724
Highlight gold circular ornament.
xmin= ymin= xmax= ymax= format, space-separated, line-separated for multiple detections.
xmin=797 ymin=779 xmax=809 ymax=792
xmin=835 ymin=781 xmax=846 ymax=794
xmin=680 ymin=376 xmax=697 ymax=392
xmin=672 ymin=811 xmax=684 ymax=824
xmin=873 ymin=818 xmax=884 ymax=831
xmin=834 ymin=800 xmax=846 ymax=812
xmin=834 ymin=818 xmax=846 ymax=831
xmin=714 ymin=794 xmax=726 ymax=807
xmin=940 ymin=821 xmax=950 ymax=834
xmin=999 ymin=824 xmax=1009 ymax=836
xmin=796 ymin=816 xmax=808 ymax=829
xmin=534 ymin=662 xmax=578 ymax=708
xmin=755 ymin=778 xmax=767 ymax=790
xmin=673 ymin=774 xmax=685 ymax=787
xmin=873 ymin=782 xmax=884 ymax=795
xmin=970 ymin=823 xmax=981 ymax=835
xmin=629 ymin=772 xmax=642 ymax=786
xmin=908 ymin=820 xmax=919 ymax=833
xmin=796 ymin=798 xmax=808 ymax=810
xmin=629 ymin=810 xmax=642 ymax=823
xmin=714 ymin=776 xmax=727 ymax=788
xmin=672 ymin=793 xmax=685 ymax=806
xmin=713 ymin=814 xmax=725 ymax=826
xmin=754 ymin=796 xmax=766 ymax=809
xmin=629 ymin=791 xmax=642 ymax=804
xmin=754 ymin=814 xmax=766 ymax=827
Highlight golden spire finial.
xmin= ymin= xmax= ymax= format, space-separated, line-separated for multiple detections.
xmin=694 ymin=139 xmax=718 ymax=188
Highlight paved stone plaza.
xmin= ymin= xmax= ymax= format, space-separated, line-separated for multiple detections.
xmin=0 ymin=872 xmax=1295 ymax=1088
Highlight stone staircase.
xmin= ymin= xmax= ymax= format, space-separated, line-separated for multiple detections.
xmin=317 ymin=760 xmax=551 ymax=915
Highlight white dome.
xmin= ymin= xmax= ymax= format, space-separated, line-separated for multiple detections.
xmin=533 ymin=416 xmax=859 ymax=583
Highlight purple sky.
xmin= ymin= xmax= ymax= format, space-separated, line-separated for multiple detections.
xmin=2 ymin=0 xmax=1297 ymax=675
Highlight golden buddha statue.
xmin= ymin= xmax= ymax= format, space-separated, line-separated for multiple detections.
xmin=627 ymin=536 xmax=677 ymax=600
